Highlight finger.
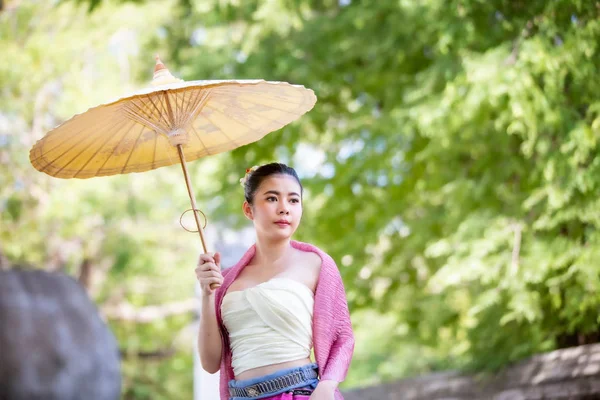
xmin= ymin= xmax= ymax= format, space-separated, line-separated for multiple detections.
xmin=214 ymin=252 xmax=221 ymax=267
xmin=198 ymin=254 xmax=215 ymax=264
xmin=196 ymin=270 xmax=222 ymax=280
xmin=210 ymin=270 xmax=223 ymax=279
xmin=204 ymin=277 xmax=223 ymax=287
xmin=196 ymin=260 xmax=216 ymax=269
xmin=197 ymin=262 xmax=219 ymax=273
xmin=195 ymin=268 xmax=212 ymax=280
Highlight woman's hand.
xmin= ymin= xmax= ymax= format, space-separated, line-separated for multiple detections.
xmin=309 ymin=380 xmax=337 ymax=400
xmin=195 ymin=252 xmax=223 ymax=296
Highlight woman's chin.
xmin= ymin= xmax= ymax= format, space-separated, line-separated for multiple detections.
xmin=265 ymin=226 xmax=295 ymax=240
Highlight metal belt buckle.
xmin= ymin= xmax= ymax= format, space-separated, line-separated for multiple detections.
xmin=292 ymin=389 xmax=313 ymax=395
xmin=246 ymin=386 xmax=260 ymax=397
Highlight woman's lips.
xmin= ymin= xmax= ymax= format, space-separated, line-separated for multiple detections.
xmin=275 ymin=220 xmax=290 ymax=227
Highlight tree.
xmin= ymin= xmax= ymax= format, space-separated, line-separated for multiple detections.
xmin=155 ymin=0 xmax=600 ymax=382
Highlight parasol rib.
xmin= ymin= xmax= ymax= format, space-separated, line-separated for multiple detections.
xmin=72 ymin=120 xmax=139 ymax=178
xmin=144 ymin=93 xmax=168 ymax=125
xmin=163 ymin=91 xmax=176 ymax=127
xmin=181 ymin=89 xmax=195 ymax=125
xmin=151 ymin=128 xmax=158 ymax=170
xmin=91 ymin=119 xmax=145 ymax=176
xmin=122 ymin=110 xmax=165 ymax=135
xmin=123 ymin=99 xmax=169 ymax=135
xmin=183 ymin=90 xmax=211 ymax=127
xmin=190 ymin=126 xmax=212 ymax=156
xmin=120 ymin=124 xmax=148 ymax=174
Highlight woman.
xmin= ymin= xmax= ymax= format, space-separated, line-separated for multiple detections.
xmin=195 ymin=163 xmax=354 ymax=400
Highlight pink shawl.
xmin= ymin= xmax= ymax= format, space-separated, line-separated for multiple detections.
xmin=214 ymin=240 xmax=355 ymax=400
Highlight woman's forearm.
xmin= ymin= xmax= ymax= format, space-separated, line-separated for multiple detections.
xmin=197 ymin=293 xmax=222 ymax=373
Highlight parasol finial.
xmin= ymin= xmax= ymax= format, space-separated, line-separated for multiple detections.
xmin=151 ymin=55 xmax=183 ymax=86
xmin=154 ymin=54 xmax=167 ymax=72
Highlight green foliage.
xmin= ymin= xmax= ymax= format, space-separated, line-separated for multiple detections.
xmin=156 ymin=0 xmax=600 ymax=385
xmin=3 ymin=0 xmax=600 ymax=395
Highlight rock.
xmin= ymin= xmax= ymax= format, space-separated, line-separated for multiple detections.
xmin=0 ymin=269 xmax=121 ymax=400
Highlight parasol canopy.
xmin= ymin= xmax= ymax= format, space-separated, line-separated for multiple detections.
xmin=29 ymin=57 xmax=316 ymax=287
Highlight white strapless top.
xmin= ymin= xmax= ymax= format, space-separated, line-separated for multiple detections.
xmin=221 ymin=278 xmax=315 ymax=376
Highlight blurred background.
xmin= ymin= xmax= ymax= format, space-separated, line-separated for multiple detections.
xmin=1 ymin=0 xmax=600 ymax=399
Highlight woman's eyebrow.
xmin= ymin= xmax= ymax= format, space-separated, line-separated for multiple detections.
xmin=263 ymin=190 xmax=280 ymax=196
xmin=263 ymin=190 xmax=301 ymax=197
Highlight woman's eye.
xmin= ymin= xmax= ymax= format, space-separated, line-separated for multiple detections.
xmin=267 ymin=197 xmax=277 ymax=202
xmin=290 ymin=198 xmax=300 ymax=204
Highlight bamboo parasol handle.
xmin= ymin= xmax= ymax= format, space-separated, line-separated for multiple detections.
xmin=176 ymin=144 xmax=220 ymax=290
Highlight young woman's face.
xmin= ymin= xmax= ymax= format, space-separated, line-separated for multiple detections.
xmin=243 ymin=174 xmax=303 ymax=241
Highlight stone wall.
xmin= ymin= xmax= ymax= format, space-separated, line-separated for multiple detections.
xmin=343 ymin=343 xmax=600 ymax=400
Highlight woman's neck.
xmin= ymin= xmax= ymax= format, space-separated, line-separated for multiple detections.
xmin=253 ymin=236 xmax=292 ymax=267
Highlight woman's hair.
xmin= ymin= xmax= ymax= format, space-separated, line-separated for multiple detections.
xmin=243 ymin=163 xmax=303 ymax=204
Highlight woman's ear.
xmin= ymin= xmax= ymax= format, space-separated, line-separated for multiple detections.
xmin=242 ymin=201 xmax=253 ymax=220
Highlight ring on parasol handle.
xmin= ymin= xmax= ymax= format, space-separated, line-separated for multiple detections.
xmin=179 ymin=208 xmax=208 ymax=232
xmin=175 ymin=144 xmax=220 ymax=290
xmin=179 ymin=208 xmax=220 ymax=290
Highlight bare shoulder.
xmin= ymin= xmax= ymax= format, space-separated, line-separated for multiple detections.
xmin=290 ymin=248 xmax=322 ymax=291
xmin=308 ymin=251 xmax=323 ymax=272
xmin=294 ymin=248 xmax=321 ymax=269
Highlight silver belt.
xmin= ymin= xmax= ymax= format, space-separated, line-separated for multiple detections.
xmin=229 ymin=367 xmax=318 ymax=398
